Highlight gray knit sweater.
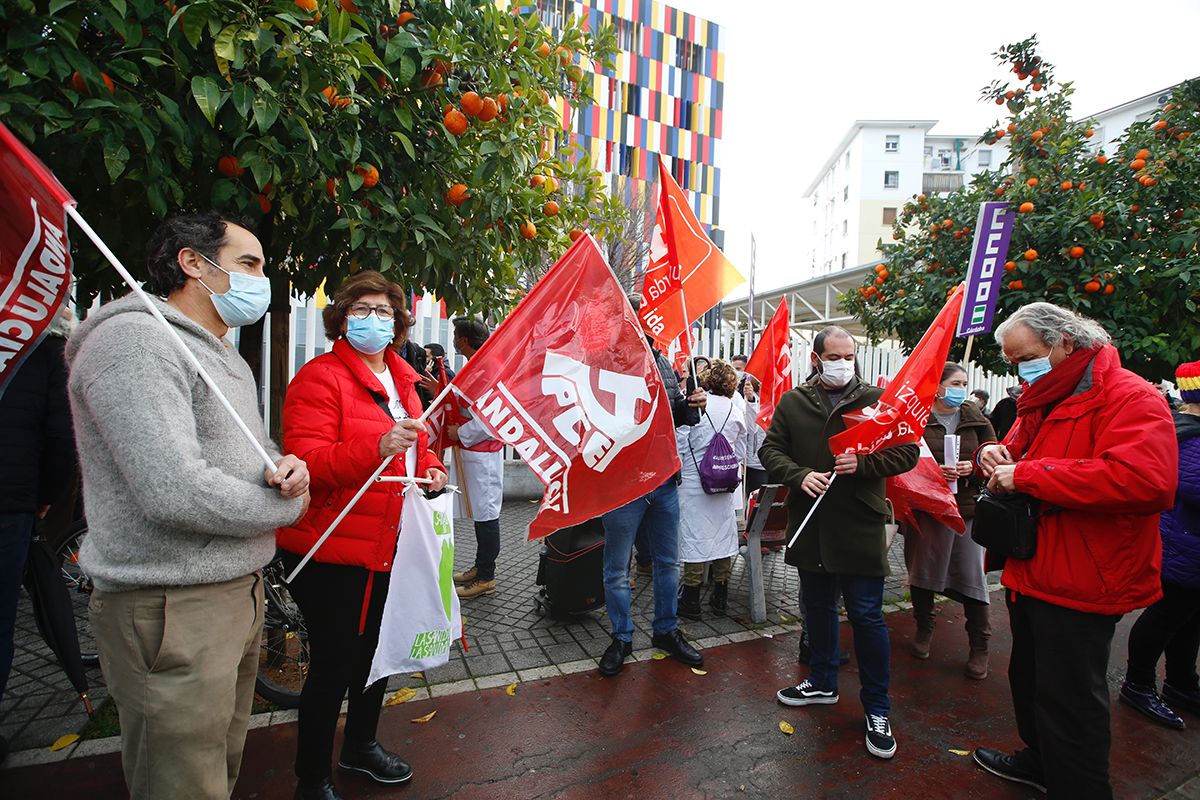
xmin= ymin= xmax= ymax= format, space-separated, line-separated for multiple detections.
xmin=66 ymin=294 xmax=304 ymax=593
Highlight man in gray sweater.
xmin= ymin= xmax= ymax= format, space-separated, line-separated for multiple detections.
xmin=67 ymin=213 xmax=310 ymax=799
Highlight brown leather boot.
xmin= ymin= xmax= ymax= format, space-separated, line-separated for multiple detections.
xmin=910 ymin=587 xmax=935 ymax=659
xmin=963 ymin=602 xmax=991 ymax=680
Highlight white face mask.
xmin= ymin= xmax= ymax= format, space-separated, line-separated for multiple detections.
xmin=818 ymin=358 xmax=855 ymax=388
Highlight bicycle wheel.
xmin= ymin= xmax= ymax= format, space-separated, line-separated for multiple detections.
xmin=255 ymin=552 xmax=310 ymax=709
xmin=49 ymin=519 xmax=100 ymax=667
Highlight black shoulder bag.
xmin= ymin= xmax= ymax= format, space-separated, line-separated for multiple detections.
xmin=972 ymin=486 xmax=1039 ymax=560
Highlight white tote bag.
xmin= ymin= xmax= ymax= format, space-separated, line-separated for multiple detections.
xmin=367 ymin=486 xmax=463 ymax=686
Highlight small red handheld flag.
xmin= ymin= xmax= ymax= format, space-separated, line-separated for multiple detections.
xmin=451 ymin=235 xmax=682 ymax=540
xmin=743 ymin=299 xmax=792 ymax=430
xmin=638 ymin=157 xmax=744 ymax=348
xmin=0 ymin=123 xmax=76 ymax=398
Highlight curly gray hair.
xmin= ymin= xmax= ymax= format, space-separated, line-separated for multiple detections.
xmin=994 ymin=302 xmax=1111 ymax=351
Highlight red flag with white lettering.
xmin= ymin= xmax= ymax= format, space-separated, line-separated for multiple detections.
xmin=828 ymin=284 xmax=965 ymax=455
xmin=450 ymin=235 xmax=681 ymax=540
xmin=744 ymin=299 xmax=792 ymax=430
xmin=638 ymin=157 xmax=744 ymax=348
xmin=0 ymin=123 xmax=75 ymax=398
xmin=887 ymin=438 xmax=967 ymax=534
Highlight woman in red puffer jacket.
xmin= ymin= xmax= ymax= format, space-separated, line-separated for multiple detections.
xmin=277 ymin=271 xmax=446 ymax=800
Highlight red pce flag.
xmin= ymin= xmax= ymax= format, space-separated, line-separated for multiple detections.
xmin=828 ymin=284 xmax=966 ymax=456
xmin=670 ymin=325 xmax=693 ymax=375
xmin=451 ymin=235 xmax=682 ymax=540
xmin=638 ymin=157 xmax=744 ymax=348
xmin=0 ymin=122 xmax=76 ymax=398
xmin=886 ymin=438 xmax=966 ymax=534
xmin=744 ymin=298 xmax=792 ymax=430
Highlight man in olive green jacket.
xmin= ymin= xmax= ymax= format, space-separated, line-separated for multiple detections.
xmin=760 ymin=326 xmax=918 ymax=761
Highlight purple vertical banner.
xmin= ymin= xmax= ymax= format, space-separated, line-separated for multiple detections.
xmin=956 ymin=202 xmax=1016 ymax=337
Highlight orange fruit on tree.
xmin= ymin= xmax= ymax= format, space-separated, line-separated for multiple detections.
xmin=942 ymin=218 xmax=953 ymax=229
xmin=1060 ymin=180 xmax=1073 ymax=190
xmin=568 ymin=228 xmax=585 ymax=242
xmin=1129 ymin=159 xmax=1146 ymax=171
xmin=542 ymin=200 xmax=560 ymax=216
xmin=1006 ymin=123 xmax=1017 ymax=134
xmin=1084 ymin=280 xmax=1101 ymax=293
xmin=355 ymin=163 xmax=380 ymax=189
xmin=335 ymin=96 xmax=351 ymax=108
xmin=1097 ymin=154 xmax=1108 ymax=165
xmin=874 ymin=276 xmax=885 ymax=287
xmin=1153 ymin=120 xmax=1168 ymax=131
xmin=338 ymin=0 xmax=359 ymax=11
xmin=1008 ymin=280 xmax=1025 ymax=290
xmin=396 ymin=11 xmax=416 ymax=26
xmin=1068 ymin=245 xmax=1085 ymax=259
xmin=443 ymin=108 xmax=469 ymax=135
xmin=476 ymin=97 xmax=499 ymax=122
xmin=537 ymin=42 xmax=551 ymax=58
xmin=294 ymin=0 xmax=317 ymax=9
xmin=1104 ymin=284 xmax=1115 ymax=295
xmin=554 ymin=46 xmax=572 ymax=65
xmin=460 ymin=91 xmax=484 ymax=117
xmin=1031 ymin=130 xmax=1043 ymax=141
xmin=1084 ymin=128 xmax=1094 ymax=138
xmin=445 ymin=183 xmax=470 ymax=207
xmin=1026 ymin=177 xmax=1039 ymax=187
xmin=1018 ymin=201 xmax=1034 ymax=213
xmin=1024 ymin=248 xmax=1038 ymax=261
xmin=1135 ymin=148 xmax=1151 ymax=160
xmin=520 ymin=220 xmax=537 ymax=239
xmin=421 ymin=70 xmax=444 ymax=89
xmin=530 ymin=175 xmax=546 ymax=188
xmin=1004 ymin=261 xmax=1017 ymax=272
xmin=1131 ymin=203 xmax=1141 ymax=212
xmin=995 ymin=187 xmax=1005 ymax=196
xmin=917 ymin=194 xmax=926 ymax=201
xmin=325 ymin=177 xmax=339 ymax=200
xmin=321 ymin=86 xmax=338 ymax=106
xmin=1005 ymin=90 xmax=1015 ymax=100
xmin=1031 ymin=82 xmax=1043 ymax=91
xmin=217 ymin=155 xmax=243 ymax=178
xmin=68 ymin=71 xmax=87 ymax=92
xmin=545 ymin=176 xmax=561 ymax=193
xmin=496 ymin=93 xmax=509 ymax=114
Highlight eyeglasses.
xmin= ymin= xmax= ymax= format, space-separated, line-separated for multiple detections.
xmin=348 ymin=303 xmax=397 ymax=321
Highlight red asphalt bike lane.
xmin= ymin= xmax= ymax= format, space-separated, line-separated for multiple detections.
xmin=6 ymin=596 xmax=1199 ymax=799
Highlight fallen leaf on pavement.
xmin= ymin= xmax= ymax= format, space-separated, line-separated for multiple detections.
xmin=691 ymin=668 xmax=707 ymax=675
xmin=410 ymin=672 xmax=424 ymax=680
xmin=948 ymin=749 xmax=971 ymax=756
xmin=50 ymin=734 xmax=79 ymax=751
xmin=384 ymin=687 xmax=417 ymax=706
xmin=411 ymin=710 xmax=437 ymax=724
xmin=505 ymin=683 xmax=517 ymax=696
xmin=778 ymin=721 xmax=795 ymax=736
xmin=650 ymin=652 xmax=667 ymax=660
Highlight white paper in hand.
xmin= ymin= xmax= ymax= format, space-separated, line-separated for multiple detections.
xmin=367 ymin=487 xmax=462 ymax=686
xmin=944 ymin=434 xmax=961 ymax=494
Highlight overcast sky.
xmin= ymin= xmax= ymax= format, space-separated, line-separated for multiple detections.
xmin=666 ymin=0 xmax=1200 ymax=296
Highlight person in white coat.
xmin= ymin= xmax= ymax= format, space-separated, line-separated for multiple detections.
xmin=447 ymin=317 xmax=505 ymax=599
xmin=678 ymin=360 xmax=748 ymax=620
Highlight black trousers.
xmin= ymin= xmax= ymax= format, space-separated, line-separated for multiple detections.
xmin=473 ymin=518 xmax=501 ymax=580
xmin=281 ymin=554 xmax=391 ymax=782
xmin=1126 ymin=580 xmax=1200 ymax=690
xmin=1007 ymin=591 xmax=1120 ymax=800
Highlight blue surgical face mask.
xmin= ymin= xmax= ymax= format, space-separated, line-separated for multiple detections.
xmin=1018 ymin=356 xmax=1053 ymax=385
xmin=942 ymin=386 xmax=968 ymax=407
xmin=345 ymin=314 xmax=395 ymax=355
xmin=197 ymin=253 xmax=271 ymax=328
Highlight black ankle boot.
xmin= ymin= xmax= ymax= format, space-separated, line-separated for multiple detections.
xmin=678 ymin=584 xmax=703 ymax=620
xmin=337 ymin=740 xmax=413 ymax=785
xmin=294 ymin=777 xmax=343 ymax=800
xmin=709 ymin=581 xmax=728 ymax=615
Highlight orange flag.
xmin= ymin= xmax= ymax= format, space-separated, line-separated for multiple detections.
xmin=744 ymin=299 xmax=793 ymax=430
xmin=638 ymin=157 xmax=744 ymax=348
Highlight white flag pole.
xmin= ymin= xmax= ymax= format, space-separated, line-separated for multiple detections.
xmin=786 ymin=474 xmax=835 ymax=549
xmin=284 ymin=380 xmax=456 ymax=583
xmin=65 ymin=206 xmax=277 ymax=473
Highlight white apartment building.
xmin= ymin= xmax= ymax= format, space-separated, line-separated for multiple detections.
xmin=1085 ymin=84 xmax=1177 ymax=152
xmin=800 ymin=120 xmax=1008 ymax=277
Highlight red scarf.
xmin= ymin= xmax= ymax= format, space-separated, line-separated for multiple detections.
xmin=1006 ymin=344 xmax=1108 ymax=458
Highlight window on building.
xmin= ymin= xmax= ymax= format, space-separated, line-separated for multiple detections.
xmin=977 ymin=149 xmax=992 ymax=168
xmin=936 ymin=149 xmax=952 ymax=168
xmin=843 ymin=186 xmax=849 ymax=202
xmin=882 ymin=207 xmax=897 ymax=225
xmin=841 ymin=253 xmax=848 ymax=269
xmin=885 ymin=135 xmax=900 ymax=152
xmin=883 ymin=170 xmax=899 ymax=189
xmin=842 ymin=220 xmax=848 ymax=236
xmin=923 ymin=145 xmax=933 ymax=158
xmin=845 ymin=151 xmax=850 ymax=168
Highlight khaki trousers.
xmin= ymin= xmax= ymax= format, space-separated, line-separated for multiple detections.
xmin=682 ymin=557 xmax=732 ymax=587
xmin=90 ymin=573 xmax=263 ymax=800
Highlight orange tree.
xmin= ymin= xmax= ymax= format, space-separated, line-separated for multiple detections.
xmin=0 ymin=0 xmax=622 ymax=314
xmin=845 ymin=37 xmax=1200 ymax=381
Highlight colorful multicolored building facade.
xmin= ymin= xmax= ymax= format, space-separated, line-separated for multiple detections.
xmin=535 ymin=0 xmax=725 ymax=239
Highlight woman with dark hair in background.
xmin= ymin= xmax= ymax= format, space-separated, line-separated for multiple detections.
xmin=904 ymin=362 xmax=996 ymax=679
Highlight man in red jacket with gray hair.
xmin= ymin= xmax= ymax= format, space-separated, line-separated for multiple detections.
xmin=971 ymin=303 xmax=1178 ymax=800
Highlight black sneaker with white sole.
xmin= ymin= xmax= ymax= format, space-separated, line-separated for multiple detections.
xmin=776 ymin=679 xmax=838 ymax=706
xmin=864 ymin=714 xmax=897 ymax=759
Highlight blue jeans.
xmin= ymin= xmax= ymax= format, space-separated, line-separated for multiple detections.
xmin=602 ymin=480 xmax=680 ymax=641
xmin=0 ymin=513 xmax=36 ymax=706
xmin=800 ymin=570 xmax=890 ymax=715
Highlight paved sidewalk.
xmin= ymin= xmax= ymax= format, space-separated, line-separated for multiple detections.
xmin=6 ymin=597 xmax=1199 ymax=799
xmin=1 ymin=499 xmax=913 ymax=756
